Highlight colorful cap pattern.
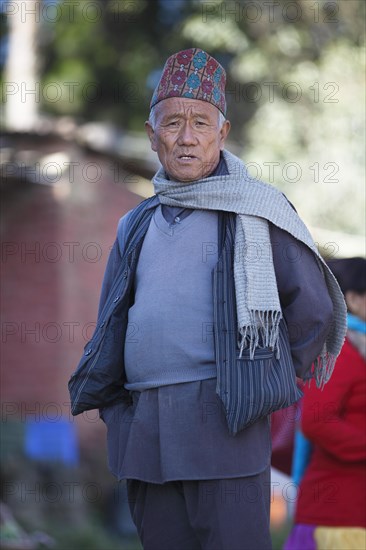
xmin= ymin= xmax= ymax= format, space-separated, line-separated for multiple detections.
xmin=150 ymin=48 xmax=227 ymax=116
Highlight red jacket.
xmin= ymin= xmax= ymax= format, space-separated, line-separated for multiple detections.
xmin=295 ymin=337 xmax=366 ymax=528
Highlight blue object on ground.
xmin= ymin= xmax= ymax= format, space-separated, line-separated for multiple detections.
xmin=25 ymin=418 xmax=79 ymax=466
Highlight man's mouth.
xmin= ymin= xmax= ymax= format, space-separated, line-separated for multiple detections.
xmin=177 ymin=155 xmax=197 ymax=160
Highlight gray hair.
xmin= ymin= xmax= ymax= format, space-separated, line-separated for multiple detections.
xmin=148 ymin=105 xmax=226 ymax=130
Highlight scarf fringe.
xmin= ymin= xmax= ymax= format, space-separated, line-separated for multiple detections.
xmin=238 ymin=310 xmax=282 ymax=359
xmin=313 ymin=352 xmax=337 ymax=389
xmin=153 ymin=148 xmax=347 ymax=386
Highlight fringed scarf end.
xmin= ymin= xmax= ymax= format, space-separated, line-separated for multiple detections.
xmin=238 ymin=310 xmax=282 ymax=359
xmin=314 ymin=352 xmax=337 ymax=389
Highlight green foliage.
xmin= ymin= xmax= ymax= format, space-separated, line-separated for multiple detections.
xmin=271 ymin=521 xmax=292 ymax=550
xmin=37 ymin=0 xmax=365 ymax=132
xmin=3 ymin=0 xmax=364 ymax=237
xmin=243 ymin=38 xmax=365 ymax=234
xmin=49 ymin=522 xmax=142 ymax=550
xmin=0 ymin=450 xmax=142 ymax=550
xmin=38 ymin=0 xmax=197 ymax=127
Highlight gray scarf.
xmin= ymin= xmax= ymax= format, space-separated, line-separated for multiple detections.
xmin=153 ymin=149 xmax=347 ymax=388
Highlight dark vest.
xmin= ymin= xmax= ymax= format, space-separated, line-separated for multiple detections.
xmin=68 ymin=196 xmax=301 ymax=434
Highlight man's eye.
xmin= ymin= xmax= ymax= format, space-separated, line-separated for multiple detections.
xmin=195 ymin=121 xmax=207 ymax=126
xmin=167 ymin=121 xmax=179 ymax=126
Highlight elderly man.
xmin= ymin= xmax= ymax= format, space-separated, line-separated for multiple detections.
xmin=69 ymin=49 xmax=346 ymax=550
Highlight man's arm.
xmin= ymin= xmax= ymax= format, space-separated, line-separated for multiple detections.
xmin=270 ymin=223 xmax=333 ymax=380
xmin=97 ymin=240 xmax=122 ymax=319
xmin=97 ymin=213 xmax=134 ymax=422
xmin=97 ymin=211 xmax=133 ymax=319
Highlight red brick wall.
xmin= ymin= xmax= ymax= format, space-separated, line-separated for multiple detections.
xmin=1 ymin=149 xmax=142 ymax=451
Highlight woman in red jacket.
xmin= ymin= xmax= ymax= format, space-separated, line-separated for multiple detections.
xmin=285 ymin=257 xmax=366 ymax=550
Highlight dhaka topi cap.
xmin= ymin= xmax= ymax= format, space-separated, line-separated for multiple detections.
xmin=150 ymin=48 xmax=227 ymax=116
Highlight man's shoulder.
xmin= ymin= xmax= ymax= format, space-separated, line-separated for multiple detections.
xmin=116 ymin=195 xmax=159 ymax=252
xmin=118 ymin=195 xmax=158 ymax=226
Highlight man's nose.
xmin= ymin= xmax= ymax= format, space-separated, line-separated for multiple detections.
xmin=177 ymin=122 xmax=197 ymax=146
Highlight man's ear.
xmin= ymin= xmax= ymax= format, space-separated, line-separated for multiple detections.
xmin=219 ymin=119 xmax=231 ymax=150
xmin=145 ymin=121 xmax=157 ymax=152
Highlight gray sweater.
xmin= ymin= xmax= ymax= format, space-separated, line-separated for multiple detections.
xmin=124 ymin=205 xmax=218 ymax=390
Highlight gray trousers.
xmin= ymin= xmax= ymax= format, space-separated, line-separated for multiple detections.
xmin=127 ymin=466 xmax=272 ymax=550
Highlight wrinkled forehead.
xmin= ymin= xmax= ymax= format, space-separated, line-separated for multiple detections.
xmin=154 ymin=97 xmax=220 ymax=121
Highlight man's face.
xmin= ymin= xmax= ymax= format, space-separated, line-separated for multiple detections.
xmin=145 ymin=97 xmax=230 ymax=182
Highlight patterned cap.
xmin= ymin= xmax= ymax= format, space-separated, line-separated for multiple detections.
xmin=150 ymin=48 xmax=227 ymax=116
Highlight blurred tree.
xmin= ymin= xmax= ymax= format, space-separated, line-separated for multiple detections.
xmin=180 ymin=0 xmax=365 ymax=236
xmin=36 ymin=0 xmax=201 ymax=128
xmin=2 ymin=0 xmax=40 ymax=130
xmin=0 ymin=0 xmax=364 ymax=239
xmin=2 ymin=0 xmax=361 ymax=138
